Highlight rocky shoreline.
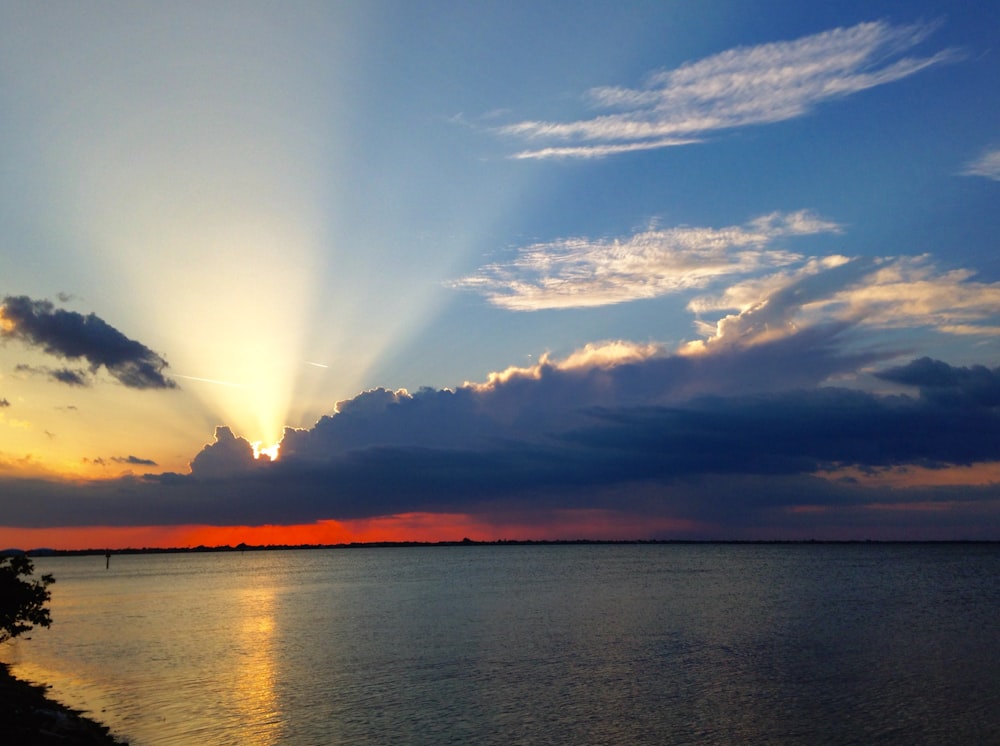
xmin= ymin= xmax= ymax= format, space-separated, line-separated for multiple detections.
xmin=0 ymin=663 xmax=126 ymax=745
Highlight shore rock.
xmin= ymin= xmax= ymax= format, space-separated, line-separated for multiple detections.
xmin=0 ymin=663 xmax=125 ymax=745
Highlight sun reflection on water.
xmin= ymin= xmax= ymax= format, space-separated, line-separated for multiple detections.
xmin=233 ymin=586 xmax=282 ymax=745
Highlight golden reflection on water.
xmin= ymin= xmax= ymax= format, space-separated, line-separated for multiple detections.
xmin=6 ymin=554 xmax=293 ymax=746
xmin=231 ymin=585 xmax=282 ymax=745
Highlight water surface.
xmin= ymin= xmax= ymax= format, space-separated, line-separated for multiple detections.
xmin=7 ymin=543 xmax=999 ymax=745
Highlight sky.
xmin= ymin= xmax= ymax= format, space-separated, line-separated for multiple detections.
xmin=1 ymin=1 xmax=999 ymax=548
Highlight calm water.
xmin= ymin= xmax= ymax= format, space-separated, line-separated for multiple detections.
xmin=5 ymin=544 xmax=999 ymax=745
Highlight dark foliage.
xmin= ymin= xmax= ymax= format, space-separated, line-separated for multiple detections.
xmin=0 ymin=555 xmax=54 ymax=643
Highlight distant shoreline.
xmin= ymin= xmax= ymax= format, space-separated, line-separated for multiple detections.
xmin=5 ymin=538 xmax=998 ymax=557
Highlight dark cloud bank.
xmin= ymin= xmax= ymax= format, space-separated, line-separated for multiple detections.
xmin=3 ymin=327 xmax=999 ymax=538
xmin=0 ymin=295 xmax=175 ymax=389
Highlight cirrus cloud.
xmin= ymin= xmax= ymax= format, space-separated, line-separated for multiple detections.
xmin=454 ymin=210 xmax=839 ymax=310
xmin=500 ymin=20 xmax=955 ymax=159
xmin=961 ymin=147 xmax=1000 ymax=180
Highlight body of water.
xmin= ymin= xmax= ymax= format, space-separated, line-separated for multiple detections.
xmin=5 ymin=543 xmax=999 ymax=745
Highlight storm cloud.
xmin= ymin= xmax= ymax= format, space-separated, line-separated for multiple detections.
xmin=876 ymin=357 xmax=1000 ymax=408
xmin=2 ymin=329 xmax=998 ymax=538
xmin=0 ymin=295 xmax=176 ymax=390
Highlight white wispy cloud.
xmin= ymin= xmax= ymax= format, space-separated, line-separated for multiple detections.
xmin=454 ymin=210 xmax=840 ymax=311
xmin=509 ymin=137 xmax=702 ymax=160
xmin=501 ymin=20 xmax=953 ymax=159
xmin=685 ymin=254 xmax=1000 ymax=352
xmin=826 ymin=257 xmax=1000 ymax=332
xmin=962 ymin=147 xmax=1000 ymax=180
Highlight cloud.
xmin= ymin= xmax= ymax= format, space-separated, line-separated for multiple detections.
xmin=454 ymin=210 xmax=840 ymax=310
xmin=0 ymin=296 xmax=177 ymax=390
xmin=0 ymin=333 xmax=997 ymax=538
xmin=15 ymin=364 xmax=91 ymax=387
xmin=508 ymin=137 xmax=702 ymax=160
xmin=189 ymin=426 xmax=266 ymax=477
xmin=564 ymin=386 xmax=1000 ymax=475
xmin=499 ymin=20 xmax=954 ymax=159
xmin=961 ymin=147 xmax=1000 ymax=180
xmin=875 ymin=357 xmax=1000 ymax=408
xmin=179 ymin=335 xmax=1000 ymax=476
xmin=823 ymin=257 xmax=1000 ymax=334
xmin=457 ymin=207 xmax=1000 ymax=340
xmin=686 ymin=254 xmax=1000 ymax=350
xmin=3 ymin=357 xmax=999 ymax=536
xmin=685 ymin=256 xmax=878 ymax=350
xmin=112 ymin=455 xmax=159 ymax=467
xmin=50 ymin=367 xmax=90 ymax=386
xmin=269 ymin=346 xmax=996 ymax=496
xmin=277 ymin=325 xmax=883 ymax=466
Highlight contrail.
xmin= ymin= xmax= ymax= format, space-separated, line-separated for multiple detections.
xmin=305 ymin=361 xmax=329 ymax=368
xmin=175 ymin=374 xmax=246 ymax=388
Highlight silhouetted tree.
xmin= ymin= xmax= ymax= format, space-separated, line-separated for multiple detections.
xmin=0 ymin=555 xmax=54 ymax=643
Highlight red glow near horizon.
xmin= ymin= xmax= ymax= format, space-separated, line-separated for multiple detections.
xmin=0 ymin=511 xmax=702 ymax=551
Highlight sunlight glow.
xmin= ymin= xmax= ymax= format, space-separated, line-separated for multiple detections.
xmin=0 ymin=305 xmax=14 ymax=332
xmin=0 ymin=512 xmax=707 ymax=551
xmin=19 ymin=10 xmax=364 ymax=455
xmin=253 ymin=442 xmax=281 ymax=461
xmin=74 ymin=191 xmax=325 ymax=449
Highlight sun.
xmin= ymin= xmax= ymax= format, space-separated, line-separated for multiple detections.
xmin=253 ymin=441 xmax=281 ymax=462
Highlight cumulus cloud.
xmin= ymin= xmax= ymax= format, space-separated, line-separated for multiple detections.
xmin=0 ymin=327 xmax=998 ymax=539
xmin=500 ymin=20 xmax=953 ymax=159
xmin=961 ymin=147 xmax=1000 ymax=180
xmin=203 ymin=336 xmax=978 ymax=496
xmin=210 ymin=329 xmax=1000 ymax=468
xmin=189 ymin=426 xmax=264 ymax=477
xmin=685 ymin=254 xmax=1000 ymax=351
xmin=685 ymin=257 xmax=873 ymax=350
xmin=276 ymin=326 xmax=882 ymax=470
xmin=0 ymin=275 xmax=996 ymax=538
xmin=0 ymin=295 xmax=176 ymax=390
xmin=268 ymin=345 xmax=999 ymax=499
xmin=455 ymin=210 xmax=839 ymax=310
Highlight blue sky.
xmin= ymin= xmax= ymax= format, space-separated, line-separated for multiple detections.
xmin=1 ymin=1 xmax=999 ymax=544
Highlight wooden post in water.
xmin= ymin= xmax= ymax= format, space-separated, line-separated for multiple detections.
xmin=105 ymin=550 xmax=111 ymax=569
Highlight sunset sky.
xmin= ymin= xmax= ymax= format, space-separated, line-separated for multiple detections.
xmin=2 ymin=1 xmax=999 ymax=548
